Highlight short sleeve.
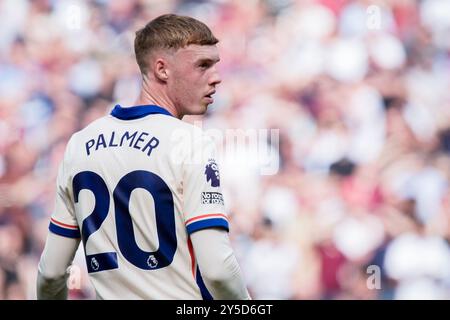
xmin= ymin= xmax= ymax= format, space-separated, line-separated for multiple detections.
xmin=182 ymin=134 xmax=229 ymax=235
xmin=49 ymin=148 xmax=80 ymax=239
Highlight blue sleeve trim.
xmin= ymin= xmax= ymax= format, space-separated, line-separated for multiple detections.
xmin=186 ymin=218 xmax=229 ymax=235
xmin=49 ymin=222 xmax=81 ymax=238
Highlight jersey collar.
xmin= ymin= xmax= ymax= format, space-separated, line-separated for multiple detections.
xmin=111 ymin=104 xmax=174 ymax=120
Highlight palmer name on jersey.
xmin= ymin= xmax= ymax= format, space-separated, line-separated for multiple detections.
xmin=85 ymin=130 xmax=160 ymax=157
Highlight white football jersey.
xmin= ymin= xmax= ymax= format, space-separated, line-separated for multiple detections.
xmin=50 ymin=104 xmax=228 ymax=299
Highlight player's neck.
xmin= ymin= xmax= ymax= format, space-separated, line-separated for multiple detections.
xmin=134 ymin=78 xmax=180 ymax=119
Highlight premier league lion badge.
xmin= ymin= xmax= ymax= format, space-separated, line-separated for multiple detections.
xmin=204 ymin=159 xmax=220 ymax=187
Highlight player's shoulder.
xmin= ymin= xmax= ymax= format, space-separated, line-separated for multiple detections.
xmin=156 ymin=114 xmax=201 ymax=131
xmin=70 ymin=115 xmax=110 ymax=140
xmin=64 ymin=115 xmax=112 ymax=156
xmin=158 ymin=116 xmax=212 ymax=141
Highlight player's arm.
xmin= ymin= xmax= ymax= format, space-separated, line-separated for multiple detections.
xmin=190 ymin=228 xmax=251 ymax=300
xmin=37 ymin=232 xmax=80 ymax=299
xmin=182 ymin=133 xmax=250 ymax=299
xmin=37 ymin=140 xmax=81 ymax=299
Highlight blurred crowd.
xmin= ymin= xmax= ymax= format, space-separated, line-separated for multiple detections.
xmin=0 ymin=0 xmax=449 ymax=300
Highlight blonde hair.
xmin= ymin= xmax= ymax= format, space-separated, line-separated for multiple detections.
xmin=134 ymin=14 xmax=219 ymax=74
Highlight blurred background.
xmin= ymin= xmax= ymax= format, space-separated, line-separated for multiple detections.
xmin=1 ymin=0 xmax=450 ymax=300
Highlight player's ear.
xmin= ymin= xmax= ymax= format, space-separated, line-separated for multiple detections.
xmin=154 ymin=58 xmax=169 ymax=82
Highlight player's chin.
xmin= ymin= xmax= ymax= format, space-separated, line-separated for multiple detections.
xmin=185 ymin=104 xmax=208 ymax=116
xmin=197 ymin=100 xmax=211 ymax=113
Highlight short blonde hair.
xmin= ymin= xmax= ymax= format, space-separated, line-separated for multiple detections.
xmin=134 ymin=14 xmax=219 ymax=74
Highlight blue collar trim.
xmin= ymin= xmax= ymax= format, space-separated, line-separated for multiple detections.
xmin=111 ymin=104 xmax=174 ymax=120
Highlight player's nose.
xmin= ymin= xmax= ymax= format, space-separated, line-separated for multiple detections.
xmin=209 ymin=69 xmax=222 ymax=86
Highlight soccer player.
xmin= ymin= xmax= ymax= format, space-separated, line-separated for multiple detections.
xmin=37 ymin=14 xmax=251 ymax=300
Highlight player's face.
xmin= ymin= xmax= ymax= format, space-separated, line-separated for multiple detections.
xmin=168 ymin=45 xmax=221 ymax=117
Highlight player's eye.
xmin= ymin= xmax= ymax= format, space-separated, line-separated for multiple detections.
xmin=198 ymin=61 xmax=211 ymax=69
